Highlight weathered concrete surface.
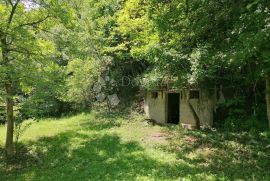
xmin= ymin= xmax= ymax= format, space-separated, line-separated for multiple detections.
xmin=144 ymin=91 xmax=167 ymax=124
xmin=144 ymin=89 xmax=216 ymax=128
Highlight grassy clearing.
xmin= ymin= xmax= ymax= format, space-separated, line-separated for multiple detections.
xmin=0 ymin=111 xmax=270 ymax=181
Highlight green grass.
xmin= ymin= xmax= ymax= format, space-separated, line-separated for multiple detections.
xmin=0 ymin=111 xmax=270 ymax=181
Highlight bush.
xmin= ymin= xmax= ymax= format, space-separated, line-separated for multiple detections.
xmin=19 ymin=95 xmax=73 ymax=119
xmin=216 ymin=96 xmax=268 ymax=132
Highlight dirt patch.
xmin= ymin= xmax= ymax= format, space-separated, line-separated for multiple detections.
xmin=183 ymin=136 xmax=198 ymax=144
xmin=144 ymin=132 xmax=169 ymax=143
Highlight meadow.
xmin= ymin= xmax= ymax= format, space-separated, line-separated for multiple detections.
xmin=0 ymin=111 xmax=269 ymax=181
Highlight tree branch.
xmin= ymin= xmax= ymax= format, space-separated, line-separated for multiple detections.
xmin=7 ymin=0 xmax=13 ymax=7
xmin=8 ymin=0 xmax=21 ymax=25
xmin=14 ymin=15 xmax=50 ymax=29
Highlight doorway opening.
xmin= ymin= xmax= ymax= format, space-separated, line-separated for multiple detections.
xmin=167 ymin=93 xmax=180 ymax=124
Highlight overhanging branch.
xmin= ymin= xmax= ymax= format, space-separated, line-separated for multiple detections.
xmin=14 ymin=15 xmax=51 ymax=29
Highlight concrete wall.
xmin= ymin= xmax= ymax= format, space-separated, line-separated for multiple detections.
xmin=145 ymin=89 xmax=215 ymax=128
xmin=180 ymin=90 xmax=198 ymax=128
xmin=145 ymin=91 xmax=167 ymax=124
xmin=199 ymin=89 xmax=215 ymax=127
xmin=180 ymin=89 xmax=214 ymax=128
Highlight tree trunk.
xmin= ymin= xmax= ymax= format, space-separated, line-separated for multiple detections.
xmin=266 ymin=74 xmax=270 ymax=127
xmin=1 ymin=35 xmax=15 ymax=157
xmin=1 ymin=0 xmax=21 ymax=157
xmin=5 ymin=83 xmax=14 ymax=157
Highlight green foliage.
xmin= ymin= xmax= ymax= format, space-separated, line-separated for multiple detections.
xmin=215 ymin=96 xmax=269 ymax=131
xmin=65 ymin=58 xmax=103 ymax=109
xmin=0 ymin=0 xmax=75 ymax=114
xmin=14 ymin=118 xmax=33 ymax=145
xmin=1 ymin=0 xmax=270 ymax=129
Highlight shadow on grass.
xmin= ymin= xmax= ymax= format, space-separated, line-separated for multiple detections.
xmin=0 ymin=115 xmax=188 ymax=181
xmin=160 ymin=128 xmax=270 ymax=180
xmin=1 ymin=111 xmax=270 ymax=180
xmin=1 ymin=131 xmax=193 ymax=181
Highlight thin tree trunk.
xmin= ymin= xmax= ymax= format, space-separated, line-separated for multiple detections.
xmin=266 ymin=74 xmax=270 ymax=127
xmin=5 ymin=83 xmax=14 ymax=157
xmin=1 ymin=35 xmax=15 ymax=156
xmin=1 ymin=0 xmax=21 ymax=157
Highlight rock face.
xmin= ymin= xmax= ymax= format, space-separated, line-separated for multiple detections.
xmin=93 ymin=83 xmax=102 ymax=93
xmin=96 ymin=93 xmax=106 ymax=102
xmin=108 ymin=94 xmax=120 ymax=107
xmin=92 ymin=76 xmax=120 ymax=107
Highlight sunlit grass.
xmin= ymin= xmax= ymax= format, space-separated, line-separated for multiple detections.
xmin=0 ymin=113 xmax=93 ymax=145
xmin=0 ymin=111 xmax=269 ymax=181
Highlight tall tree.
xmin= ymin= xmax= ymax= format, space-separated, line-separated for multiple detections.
xmin=0 ymin=0 xmax=73 ymax=156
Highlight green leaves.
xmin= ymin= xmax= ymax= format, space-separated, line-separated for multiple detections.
xmin=65 ymin=58 xmax=103 ymax=107
xmin=0 ymin=0 xmax=78 ymax=118
xmin=1 ymin=0 xmax=269 ymax=118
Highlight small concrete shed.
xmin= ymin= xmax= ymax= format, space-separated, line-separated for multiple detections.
xmin=144 ymin=88 xmax=222 ymax=129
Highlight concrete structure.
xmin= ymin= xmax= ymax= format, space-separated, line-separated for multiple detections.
xmin=144 ymin=88 xmax=222 ymax=129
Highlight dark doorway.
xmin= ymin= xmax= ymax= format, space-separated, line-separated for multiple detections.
xmin=167 ymin=93 xmax=180 ymax=124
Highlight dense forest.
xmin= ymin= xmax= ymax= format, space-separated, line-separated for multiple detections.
xmin=0 ymin=0 xmax=270 ymax=159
